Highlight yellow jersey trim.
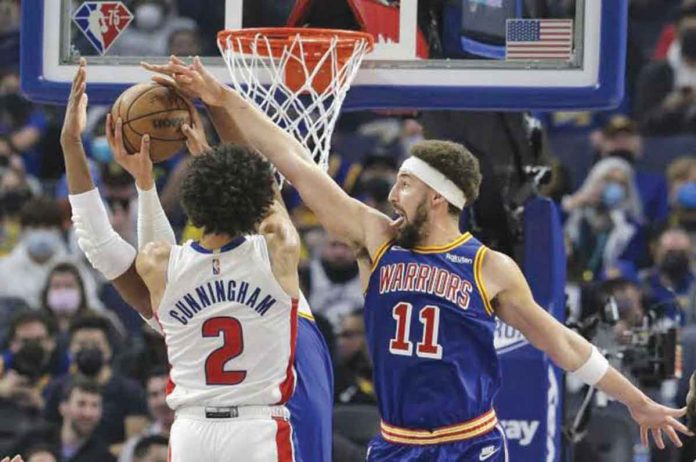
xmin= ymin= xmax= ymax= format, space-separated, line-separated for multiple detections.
xmin=298 ymin=312 xmax=315 ymax=322
xmin=474 ymin=246 xmax=495 ymax=316
xmin=380 ymin=409 xmax=497 ymax=445
xmin=411 ymin=232 xmax=472 ymax=254
xmin=369 ymin=239 xmax=394 ymax=274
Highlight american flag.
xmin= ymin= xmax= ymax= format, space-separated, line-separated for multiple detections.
xmin=505 ymin=19 xmax=573 ymax=61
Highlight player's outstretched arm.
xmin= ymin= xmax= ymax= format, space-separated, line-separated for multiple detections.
xmin=61 ymin=58 xmax=152 ymax=318
xmin=484 ymin=250 xmax=693 ymax=449
xmin=142 ymin=56 xmax=396 ymax=256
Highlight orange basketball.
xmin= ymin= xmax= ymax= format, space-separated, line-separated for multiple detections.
xmin=111 ymin=82 xmax=191 ymax=163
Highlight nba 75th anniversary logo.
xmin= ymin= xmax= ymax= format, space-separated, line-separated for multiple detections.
xmin=72 ymin=2 xmax=133 ymax=56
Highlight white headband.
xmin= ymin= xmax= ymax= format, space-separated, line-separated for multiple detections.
xmin=399 ymin=157 xmax=466 ymax=209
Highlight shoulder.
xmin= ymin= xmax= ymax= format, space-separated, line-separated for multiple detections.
xmin=480 ymin=249 xmax=528 ymax=299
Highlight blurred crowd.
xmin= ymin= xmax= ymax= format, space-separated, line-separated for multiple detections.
xmin=0 ymin=0 xmax=694 ymax=461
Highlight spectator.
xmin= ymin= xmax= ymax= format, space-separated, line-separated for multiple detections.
xmin=303 ymin=235 xmax=363 ymax=328
xmin=641 ymin=228 xmax=695 ymax=325
xmin=636 ymin=16 xmax=696 ymax=134
xmin=43 ymin=316 xmax=149 ymax=447
xmin=0 ymin=0 xmax=20 ymax=68
xmin=132 ymin=435 xmax=168 ymax=462
xmin=109 ymin=0 xmax=196 ymax=56
xmin=334 ymin=309 xmax=376 ymax=405
xmin=563 ymin=157 xmax=647 ymax=282
xmin=0 ymin=312 xmax=67 ymax=454
xmin=352 ymin=148 xmax=398 ymax=216
xmin=598 ymin=278 xmax=647 ymax=345
xmin=0 ymin=197 xmax=103 ymax=309
xmin=0 ymin=160 xmax=34 ymax=256
xmin=167 ymin=28 xmax=202 ymax=56
xmin=39 ymin=263 xmax=97 ymax=342
xmin=0 ymin=71 xmax=48 ymax=178
xmin=11 ymin=377 xmax=115 ymax=462
xmin=593 ymin=115 xmax=670 ymax=223
xmin=665 ymin=156 xmax=696 ymax=236
xmin=652 ymin=0 xmax=696 ymax=60
xmin=119 ymin=368 xmax=173 ymax=462
xmin=114 ymin=322 xmax=167 ymax=387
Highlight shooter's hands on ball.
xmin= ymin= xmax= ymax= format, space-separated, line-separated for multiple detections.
xmin=627 ymin=396 xmax=691 ymax=449
xmin=141 ymin=56 xmax=224 ymax=107
xmin=106 ymin=113 xmax=154 ymax=190
xmin=180 ymin=99 xmax=210 ymax=157
xmin=61 ymin=57 xmax=88 ymax=143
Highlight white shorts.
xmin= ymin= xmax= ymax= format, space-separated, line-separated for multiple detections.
xmin=169 ymin=406 xmax=296 ymax=462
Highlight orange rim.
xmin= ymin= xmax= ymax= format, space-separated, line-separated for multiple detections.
xmin=217 ymin=27 xmax=375 ymax=60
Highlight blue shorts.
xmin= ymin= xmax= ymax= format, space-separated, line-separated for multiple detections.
xmin=287 ymin=315 xmax=334 ymax=462
xmin=367 ymin=425 xmax=508 ymax=462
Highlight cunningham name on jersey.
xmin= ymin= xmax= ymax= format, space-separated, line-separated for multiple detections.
xmin=168 ymin=278 xmax=278 ymax=325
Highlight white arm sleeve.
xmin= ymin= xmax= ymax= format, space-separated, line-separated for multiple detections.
xmin=137 ymin=185 xmax=177 ymax=249
xmin=69 ymin=188 xmax=136 ymax=280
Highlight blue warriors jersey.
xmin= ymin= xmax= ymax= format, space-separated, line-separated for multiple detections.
xmin=364 ymin=232 xmax=501 ymax=439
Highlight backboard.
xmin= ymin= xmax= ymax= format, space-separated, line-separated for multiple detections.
xmin=21 ymin=0 xmax=627 ymax=111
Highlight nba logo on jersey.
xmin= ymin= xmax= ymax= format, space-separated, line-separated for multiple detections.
xmin=72 ymin=2 xmax=133 ymax=55
xmin=212 ymin=258 xmax=220 ymax=275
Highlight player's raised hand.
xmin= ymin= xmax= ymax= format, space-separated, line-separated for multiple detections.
xmin=61 ymin=57 xmax=88 ymax=143
xmin=180 ymin=99 xmax=210 ymax=157
xmin=142 ymin=56 xmax=225 ymax=106
xmin=106 ymin=113 xmax=154 ymax=190
xmin=628 ymin=398 xmax=692 ymax=449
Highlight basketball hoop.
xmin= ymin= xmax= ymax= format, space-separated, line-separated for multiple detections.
xmin=217 ymin=27 xmax=374 ymax=175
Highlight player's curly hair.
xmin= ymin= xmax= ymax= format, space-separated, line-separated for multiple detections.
xmin=181 ymin=144 xmax=275 ymax=236
xmin=410 ymin=140 xmax=482 ymax=214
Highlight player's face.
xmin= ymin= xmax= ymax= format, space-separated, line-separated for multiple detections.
xmin=62 ymin=389 xmax=102 ymax=438
xmin=389 ymin=173 xmax=431 ymax=248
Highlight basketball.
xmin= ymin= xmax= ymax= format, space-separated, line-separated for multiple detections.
xmin=110 ymin=82 xmax=191 ymax=163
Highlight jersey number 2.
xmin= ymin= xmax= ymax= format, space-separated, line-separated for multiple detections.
xmin=202 ymin=317 xmax=247 ymax=385
xmin=389 ymin=302 xmax=443 ymax=359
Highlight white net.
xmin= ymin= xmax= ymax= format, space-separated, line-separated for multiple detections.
xmin=218 ymin=29 xmax=373 ymax=175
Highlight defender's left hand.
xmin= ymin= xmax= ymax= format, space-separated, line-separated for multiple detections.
xmin=629 ymin=398 xmax=692 ymax=449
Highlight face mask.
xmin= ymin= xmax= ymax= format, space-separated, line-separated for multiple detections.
xmin=659 ymin=250 xmax=691 ymax=283
xmin=12 ymin=341 xmax=48 ymax=380
xmin=601 ymin=181 xmax=626 ymax=209
xmin=0 ymin=188 xmax=31 ymax=215
xmin=47 ymin=288 xmax=81 ymax=315
xmin=90 ymin=136 xmax=112 ymax=164
xmin=75 ymin=347 xmax=104 ymax=376
xmin=135 ymin=3 xmax=164 ymax=31
xmin=24 ymin=229 xmax=62 ymax=262
xmin=606 ymin=149 xmax=636 ymax=164
xmin=677 ymin=182 xmax=696 ymax=210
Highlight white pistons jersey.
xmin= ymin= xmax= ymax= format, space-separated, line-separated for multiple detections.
xmin=156 ymin=235 xmax=298 ymax=410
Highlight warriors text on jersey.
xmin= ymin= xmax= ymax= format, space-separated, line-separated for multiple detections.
xmin=155 ymin=236 xmax=298 ymax=410
xmin=364 ymin=232 xmax=501 ymax=444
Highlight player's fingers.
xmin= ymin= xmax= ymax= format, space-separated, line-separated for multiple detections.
xmin=105 ymin=114 xmax=115 ymax=145
xmin=150 ymin=75 xmax=178 ymax=89
xmin=668 ymin=406 xmax=687 ymax=418
xmin=175 ymin=74 xmax=193 ymax=85
xmin=652 ymin=427 xmax=665 ymax=449
xmin=640 ymin=426 xmax=648 ymax=448
xmin=139 ymin=134 xmax=150 ymax=157
xmin=114 ymin=117 xmax=126 ymax=153
xmin=140 ymin=62 xmax=174 ymax=76
xmin=664 ymin=425 xmax=682 ymax=447
xmin=666 ymin=416 xmax=693 ymax=435
xmin=170 ymin=55 xmax=186 ymax=65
